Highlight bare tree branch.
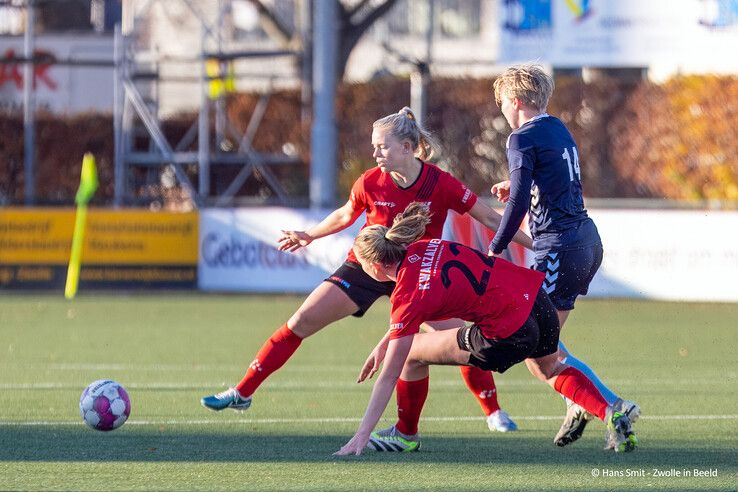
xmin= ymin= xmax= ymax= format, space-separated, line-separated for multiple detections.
xmin=337 ymin=0 xmax=399 ymax=78
xmin=346 ymin=0 xmax=397 ymax=34
xmin=246 ymin=0 xmax=296 ymax=48
xmin=344 ymin=0 xmax=373 ymax=20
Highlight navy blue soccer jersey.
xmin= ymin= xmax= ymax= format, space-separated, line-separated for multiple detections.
xmin=489 ymin=114 xmax=600 ymax=253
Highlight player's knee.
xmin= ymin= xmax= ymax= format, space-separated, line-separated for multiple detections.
xmin=287 ymin=311 xmax=322 ymax=337
xmin=404 ymin=355 xmax=426 ymax=373
xmin=528 ymin=354 xmax=564 ymax=381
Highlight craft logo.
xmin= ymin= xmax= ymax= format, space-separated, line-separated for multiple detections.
xmin=462 ymin=188 xmax=472 ymax=204
xmin=564 ymin=0 xmax=593 ymax=22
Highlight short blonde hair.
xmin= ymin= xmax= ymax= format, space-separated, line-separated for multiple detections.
xmin=373 ymin=107 xmax=438 ymax=161
xmin=493 ymin=64 xmax=554 ymax=112
xmin=353 ymin=202 xmax=431 ymax=265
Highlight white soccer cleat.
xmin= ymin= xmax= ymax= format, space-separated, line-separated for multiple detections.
xmin=615 ymin=398 xmax=641 ymax=423
xmin=554 ymin=403 xmax=593 ymax=447
xmin=487 ymin=409 xmax=518 ymax=432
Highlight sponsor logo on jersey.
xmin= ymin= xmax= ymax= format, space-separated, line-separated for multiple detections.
xmin=462 ymin=188 xmax=472 ymax=204
xmin=418 ymin=238 xmax=443 ymax=291
xmin=374 ymin=201 xmax=396 ymax=207
xmin=390 ymin=322 xmax=404 ymax=331
xmin=407 ymin=254 xmax=421 ymax=263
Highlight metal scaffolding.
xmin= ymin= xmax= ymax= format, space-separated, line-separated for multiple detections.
xmin=7 ymin=0 xmax=346 ymax=209
xmin=114 ymin=0 xmax=305 ymax=208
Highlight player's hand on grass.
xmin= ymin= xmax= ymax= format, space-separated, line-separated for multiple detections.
xmin=491 ymin=180 xmax=511 ymax=203
xmin=278 ymin=230 xmax=313 ymax=252
xmin=334 ymin=432 xmax=371 ymax=456
xmin=357 ymin=338 xmax=388 ymax=383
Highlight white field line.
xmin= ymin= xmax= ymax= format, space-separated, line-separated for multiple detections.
xmin=6 ymin=363 xmax=736 ymax=379
xmin=1 ymin=381 xmax=544 ymax=390
xmin=1 ymin=415 xmax=737 ymax=427
xmin=2 ymin=363 xmax=356 ymax=372
xmin=1 ymin=376 xmax=734 ymax=390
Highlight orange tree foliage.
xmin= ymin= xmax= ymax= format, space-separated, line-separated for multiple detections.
xmin=610 ymin=76 xmax=738 ymax=200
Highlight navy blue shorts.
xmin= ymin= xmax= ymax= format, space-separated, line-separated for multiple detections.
xmin=533 ymin=243 xmax=603 ymax=311
xmin=325 ymin=261 xmax=395 ymax=317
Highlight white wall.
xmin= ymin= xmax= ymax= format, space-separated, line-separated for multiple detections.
xmin=199 ymin=207 xmax=738 ymax=302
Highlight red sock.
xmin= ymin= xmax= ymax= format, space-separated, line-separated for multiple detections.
xmin=235 ymin=324 xmax=302 ymax=397
xmin=460 ymin=366 xmax=501 ymax=416
xmin=553 ymin=367 xmax=608 ymax=421
xmin=395 ymin=377 xmax=429 ymax=436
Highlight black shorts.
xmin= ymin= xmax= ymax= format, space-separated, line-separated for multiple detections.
xmin=456 ymin=288 xmax=560 ymax=372
xmin=324 ymin=261 xmax=396 ymax=317
xmin=534 ymin=243 xmax=603 ymax=311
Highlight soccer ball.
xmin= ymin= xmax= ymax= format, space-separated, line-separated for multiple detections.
xmin=79 ymin=379 xmax=131 ymax=431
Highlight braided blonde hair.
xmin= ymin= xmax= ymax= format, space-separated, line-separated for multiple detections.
xmin=353 ymin=202 xmax=432 ymax=266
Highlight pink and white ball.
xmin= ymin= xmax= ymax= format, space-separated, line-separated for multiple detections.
xmin=79 ymin=379 xmax=131 ymax=431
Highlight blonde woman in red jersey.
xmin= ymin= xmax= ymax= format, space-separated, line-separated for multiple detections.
xmin=334 ymin=203 xmax=638 ymax=455
xmin=201 ymin=107 xmax=532 ymax=432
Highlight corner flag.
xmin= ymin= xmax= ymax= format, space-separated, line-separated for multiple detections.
xmin=64 ymin=153 xmax=98 ymax=299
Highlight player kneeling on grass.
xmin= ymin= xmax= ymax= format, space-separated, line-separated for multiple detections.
xmin=334 ymin=202 xmax=638 ymax=456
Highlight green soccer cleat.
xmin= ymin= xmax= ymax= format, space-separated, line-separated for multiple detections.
xmin=615 ymin=398 xmax=641 ymax=423
xmin=554 ymin=403 xmax=593 ymax=447
xmin=200 ymin=388 xmax=252 ymax=412
xmin=366 ymin=426 xmax=421 ymax=452
xmin=605 ymin=409 xmax=638 ymax=453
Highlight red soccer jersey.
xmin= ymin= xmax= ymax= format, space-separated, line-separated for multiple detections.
xmin=346 ymin=162 xmax=477 ymax=262
xmin=389 ymin=239 xmax=545 ymax=340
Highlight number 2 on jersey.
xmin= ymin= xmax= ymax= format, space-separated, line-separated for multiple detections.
xmin=562 ymin=147 xmax=581 ymax=181
xmin=440 ymin=243 xmax=495 ymax=296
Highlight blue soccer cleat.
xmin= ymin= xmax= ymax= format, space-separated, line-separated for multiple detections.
xmin=201 ymin=388 xmax=252 ymax=412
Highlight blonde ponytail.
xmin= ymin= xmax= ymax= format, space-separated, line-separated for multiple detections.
xmin=354 ymin=202 xmax=432 ymax=265
xmin=373 ymin=107 xmax=439 ymax=161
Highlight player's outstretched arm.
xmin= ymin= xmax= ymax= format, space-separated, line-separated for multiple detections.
xmin=488 ymin=167 xmax=533 ymax=254
xmin=278 ymin=199 xmax=362 ymax=252
xmin=334 ymin=335 xmax=413 ymax=456
xmin=467 ymin=201 xmax=533 ymax=250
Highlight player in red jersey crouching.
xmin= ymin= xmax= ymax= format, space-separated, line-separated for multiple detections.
xmin=335 ymin=202 xmax=638 ymax=456
xmin=201 ymin=107 xmax=532 ymax=433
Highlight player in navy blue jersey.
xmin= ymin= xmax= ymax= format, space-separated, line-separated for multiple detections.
xmin=488 ymin=64 xmax=640 ymax=447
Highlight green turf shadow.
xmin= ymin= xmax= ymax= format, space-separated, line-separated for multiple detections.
xmin=1 ymin=426 xmax=736 ymax=471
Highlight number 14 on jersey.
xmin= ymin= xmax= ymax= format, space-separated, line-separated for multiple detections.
xmin=562 ymin=147 xmax=581 ymax=181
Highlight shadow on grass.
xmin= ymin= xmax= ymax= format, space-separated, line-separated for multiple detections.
xmin=0 ymin=425 xmax=736 ymax=470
